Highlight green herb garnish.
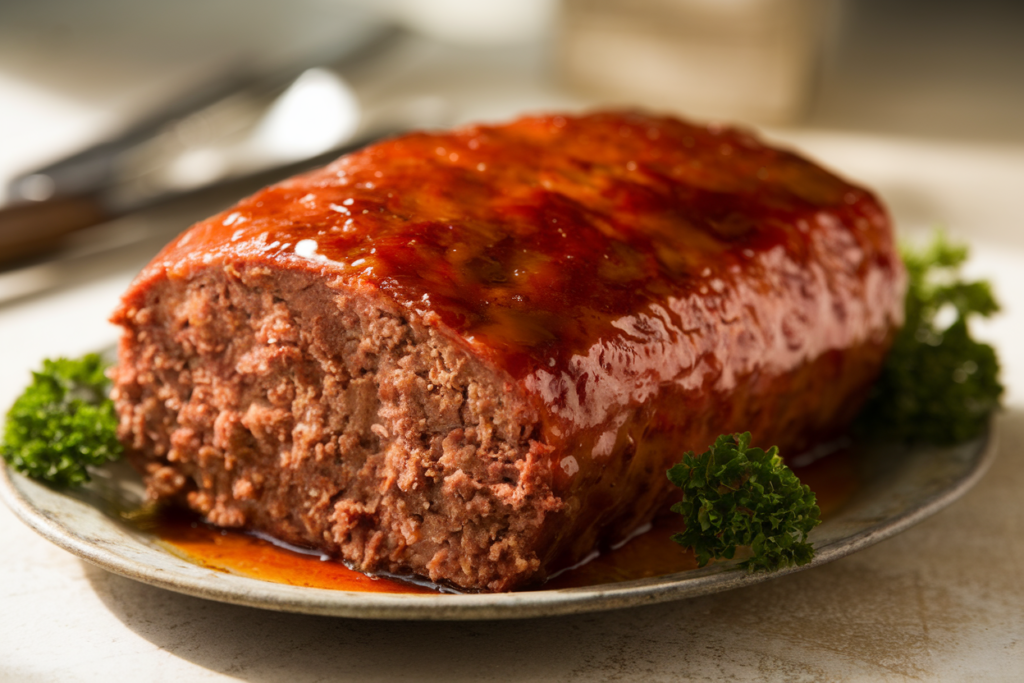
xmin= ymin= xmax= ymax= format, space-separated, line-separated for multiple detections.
xmin=856 ymin=233 xmax=1002 ymax=443
xmin=667 ymin=432 xmax=820 ymax=573
xmin=1 ymin=354 xmax=122 ymax=487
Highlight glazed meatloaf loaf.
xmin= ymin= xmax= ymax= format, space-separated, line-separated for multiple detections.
xmin=111 ymin=111 xmax=905 ymax=592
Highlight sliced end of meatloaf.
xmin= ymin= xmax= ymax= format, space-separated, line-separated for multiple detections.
xmin=111 ymin=262 xmax=562 ymax=592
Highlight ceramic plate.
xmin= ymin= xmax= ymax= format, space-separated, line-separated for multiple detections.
xmin=0 ymin=428 xmax=995 ymax=620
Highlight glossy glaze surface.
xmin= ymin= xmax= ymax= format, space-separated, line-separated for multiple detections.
xmin=139 ymin=111 xmax=902 ymax=436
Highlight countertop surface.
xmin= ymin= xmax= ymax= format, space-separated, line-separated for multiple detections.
xmin=3 ymin=2 xmax=1024 ymax=680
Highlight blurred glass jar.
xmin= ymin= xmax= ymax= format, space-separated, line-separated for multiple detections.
xmin=359 ymin=0 xmax=556 ymax=45
xmin=557 ymin=0 xmax=826 ymax=125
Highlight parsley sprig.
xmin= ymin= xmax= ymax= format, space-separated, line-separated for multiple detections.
xmin=1 ymin=354 xmax=122 ymax=487
xmin=667 ymin=432 xmax=820 ymax=573
xmin=856 ymin=233 xmax=1002 ymax=443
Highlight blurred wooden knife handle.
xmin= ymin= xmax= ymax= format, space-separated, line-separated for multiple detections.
xmin=0 ymin=196 xmax=109 ymax=266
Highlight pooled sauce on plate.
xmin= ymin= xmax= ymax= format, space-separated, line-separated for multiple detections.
xmin=155 ymin=447 xmax=857 ymax=594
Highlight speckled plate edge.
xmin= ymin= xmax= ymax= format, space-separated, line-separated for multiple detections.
xmin=0 ymin=425 xmax=996 ymax=620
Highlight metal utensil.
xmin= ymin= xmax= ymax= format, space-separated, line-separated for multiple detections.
xmin=0 ymin=23 xmax=449 ymax=268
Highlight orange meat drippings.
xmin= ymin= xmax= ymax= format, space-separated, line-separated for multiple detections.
xmin=157 ymin=511 xmax=437 ymax=594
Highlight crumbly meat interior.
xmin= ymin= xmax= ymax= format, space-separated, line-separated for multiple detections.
xmin=112 ymin=264 xmax=561 ymax=592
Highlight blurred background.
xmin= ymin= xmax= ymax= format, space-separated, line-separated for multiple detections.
xmin=2 ymin=0 xmax=1022 ymax=202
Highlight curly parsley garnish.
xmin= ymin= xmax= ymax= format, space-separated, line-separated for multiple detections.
xmin=856 ymin=233 xmax=1003 ymax=444
xmin=667 ymin=432 xmax=821 ymax=573
xmin=1 ymin=354 xmax=122 ymax=487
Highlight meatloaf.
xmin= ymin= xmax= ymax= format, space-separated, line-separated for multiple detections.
xmin=111 ymin=110 xmax=905 ymax=592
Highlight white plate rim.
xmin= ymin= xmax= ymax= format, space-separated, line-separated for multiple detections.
xmin=0 ymin=425 xmax=997 ymax=621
